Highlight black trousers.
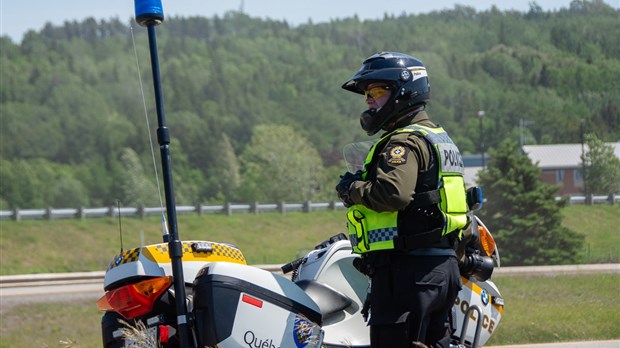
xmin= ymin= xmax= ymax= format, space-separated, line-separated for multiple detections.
xmin=368 ymin=254 xmax=461 ymax=348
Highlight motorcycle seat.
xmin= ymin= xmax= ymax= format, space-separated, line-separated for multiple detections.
xmin=295 ymin=279 xmax=353 ymax=321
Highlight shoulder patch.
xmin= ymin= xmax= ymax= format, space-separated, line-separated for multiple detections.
xmin=387 ymin=145 xmax=408 ymax=165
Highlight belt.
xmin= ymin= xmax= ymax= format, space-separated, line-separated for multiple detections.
xmin=407 ymin=248 xmax=456 ymax=256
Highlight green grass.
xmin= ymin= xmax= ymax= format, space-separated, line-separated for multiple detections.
xmin=486 ymin=273 xmax=620 ymax=345
xmin=0 ymin=299 xmax=102 ymax=347
xmin=1 ymin=205 xmax=618 ymax=275
xmin=561 ymin=205 xmax=620 ymax=263
xmin=1 ymin=273 xmax=618 ymax=347
xmin=0 ymin=210 xmax=347 ymax=275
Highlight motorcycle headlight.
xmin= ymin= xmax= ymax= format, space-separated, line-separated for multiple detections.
xmin=460 ymin=254 xmax=494 ymax=282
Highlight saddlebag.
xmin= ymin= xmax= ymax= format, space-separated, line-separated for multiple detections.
xmin=193 ymin=262 xmax=323 ymax=348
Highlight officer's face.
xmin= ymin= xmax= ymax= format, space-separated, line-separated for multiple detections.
xmin=364 ymin=83 xmax=391 ymax=109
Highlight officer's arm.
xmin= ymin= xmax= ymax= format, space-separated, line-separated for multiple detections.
xmin=349 ymin=135 xmax=429 ymax=212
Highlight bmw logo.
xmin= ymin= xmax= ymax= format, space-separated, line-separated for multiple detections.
xmin=481 ymin=289 xmax=490 ymax=306
xmin=400 ymin=70 xmax=411 ymax=81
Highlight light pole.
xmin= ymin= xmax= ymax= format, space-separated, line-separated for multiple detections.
xmin=478 ymin=110 xmax=485 ymax=168
xmin=519 ymin=118 xmax=535 ymax=148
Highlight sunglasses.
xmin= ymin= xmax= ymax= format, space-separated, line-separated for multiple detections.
xmin=364 ymin=86 xmax=391 ymax=99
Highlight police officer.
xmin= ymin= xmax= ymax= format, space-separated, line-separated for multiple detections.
xmin=337 ymin=52 xmax=469 ymax=348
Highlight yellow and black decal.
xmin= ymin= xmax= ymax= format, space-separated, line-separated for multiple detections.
xmin=108 ymin=241 xmax=246 ymax=270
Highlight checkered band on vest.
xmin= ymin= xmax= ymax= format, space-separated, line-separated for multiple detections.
xmin=368 ymin=227 xmax=398 ymax=243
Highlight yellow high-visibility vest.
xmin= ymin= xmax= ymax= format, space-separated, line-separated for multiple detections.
xmin=348 ymin=125 xmax=469 ymax=254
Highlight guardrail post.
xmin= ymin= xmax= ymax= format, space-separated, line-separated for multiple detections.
xmin=278 ymin=201 xmax=286 ymax=215
xmin=45 ymin=207 xmax=53 ymax=220
xmin=586 ymin=194 xmax=593 ymax=205
xmin=77 ymin=207 xmax=86 ymax=220
xmin=251 ymin=202 xmax=258 ymax=214
xmin=609 ymin=193 xmax=616 ymax=205
xmin=196 ymin=202 xmax=203 ymax=216
xmin=303 ymin=201 xmax=312 ymax=213
xmin=108 ymin=206 xmax=116 ymax=217
xmin=329 ymin=201 xmax=337 ymax=211
xmin=225 ymin=202 xmax=232 ymax=216
xmin=13 ymin=208 xmax=20 ymax=221
xmin=138 ymin=205 xmax=146 ymax=219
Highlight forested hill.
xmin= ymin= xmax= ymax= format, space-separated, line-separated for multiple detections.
xmin=1 ymin=0 xmax=619 ymax=209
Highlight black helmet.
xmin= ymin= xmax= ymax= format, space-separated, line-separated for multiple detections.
xmin=342 ymin=52 xmax=430 ymax=136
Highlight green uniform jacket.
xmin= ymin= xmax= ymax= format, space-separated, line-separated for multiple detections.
xmin=349 ymin=112 xmax=435 ymax=212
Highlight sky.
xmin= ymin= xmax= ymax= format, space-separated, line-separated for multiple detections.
xmin=1 ymin=0 xmax=619 ymax=43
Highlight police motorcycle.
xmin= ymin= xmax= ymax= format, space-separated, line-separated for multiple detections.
xmin=96 ymin=218 xmax=502 ymax=348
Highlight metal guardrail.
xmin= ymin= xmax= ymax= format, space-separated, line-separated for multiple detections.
xmin=1 ymin=194 xmax=617 ymax=221
xmin=558 ymin=193 xmax=619 ymax=205
xmin=0 ymin=201 xmax=346 ymax=221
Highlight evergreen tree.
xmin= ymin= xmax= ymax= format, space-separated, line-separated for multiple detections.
xmin=477 ymin=140 xmax=584 ymax=265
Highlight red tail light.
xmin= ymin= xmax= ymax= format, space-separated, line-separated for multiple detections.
xmin=97 ymin=276 xmax=172 ymax=319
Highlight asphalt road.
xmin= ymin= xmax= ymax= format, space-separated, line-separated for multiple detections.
xmin=2 ymin=263 xmax=618 ymax=305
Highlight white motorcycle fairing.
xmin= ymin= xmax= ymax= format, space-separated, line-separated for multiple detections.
xmin=292 ymin=236 xmax=504 ymax=348
xmin=295 ymin=239 xmax=370 ymax=347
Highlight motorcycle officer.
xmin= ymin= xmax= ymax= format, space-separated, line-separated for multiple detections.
xmin=336 ymin=52 xmax=469 ymax=348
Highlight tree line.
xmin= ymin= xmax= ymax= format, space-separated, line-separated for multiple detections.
xmin=1 ymin=0 xmax=619 ymax=210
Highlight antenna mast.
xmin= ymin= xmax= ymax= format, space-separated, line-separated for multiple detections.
xmin=133 ymin=1 xmax=190 ymax=346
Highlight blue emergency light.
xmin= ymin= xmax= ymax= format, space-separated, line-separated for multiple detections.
xmin=135 ymin=0 xmax=164 ymax=26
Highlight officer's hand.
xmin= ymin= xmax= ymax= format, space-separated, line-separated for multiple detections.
xmin=352 ymin=257 xmax=373 ymax=277
xmin=335 ymin=171 xmax=361 ymax=207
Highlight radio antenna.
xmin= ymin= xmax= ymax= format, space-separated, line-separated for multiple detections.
xmin=117 ymin=200 xmax=124 ymax=253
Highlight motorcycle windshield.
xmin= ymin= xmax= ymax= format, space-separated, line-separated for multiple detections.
xmin=342 ymin=140 xmax=376 ymax=173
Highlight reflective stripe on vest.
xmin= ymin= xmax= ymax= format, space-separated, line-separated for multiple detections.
xmin=347 ymin=124 xmax=469 ymax=254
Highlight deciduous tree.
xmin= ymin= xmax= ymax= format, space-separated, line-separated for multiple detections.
xmin=236 ymin=125 xmax=324 ymax=203
xmin=583 ymin=133 xmax=620 ymax=195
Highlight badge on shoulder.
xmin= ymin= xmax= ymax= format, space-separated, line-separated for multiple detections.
xmin=387 ymin=145 xmax=408 ymax=165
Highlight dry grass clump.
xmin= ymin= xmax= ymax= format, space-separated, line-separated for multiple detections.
xmin=118 ymin=319 xmax=160 ymax=348
xmin=41 ymin=338 xmax=75 ymax=348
